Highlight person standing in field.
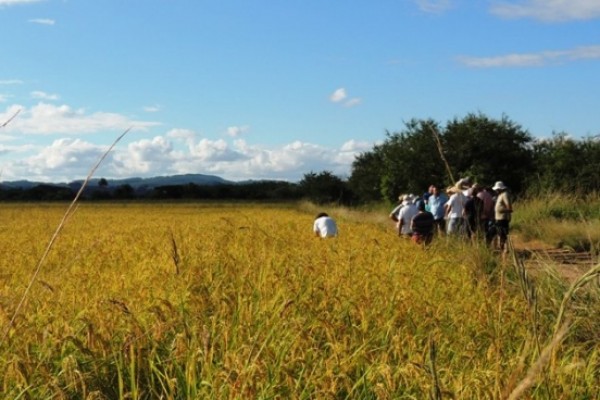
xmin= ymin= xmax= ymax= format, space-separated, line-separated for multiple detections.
xmin=478 ymin=185 xmax=495 ymax=236
xmin=488 ymin=181 xmax=513 ymax=251
xmin=389 ymin=194 xmax=406 ymax=235
xmin=445 ymin=185 xmax=466 ymax=236
xmin=411 ymin=201 xmax=435 ymax=245
xmin=427 ymin=185 xmax=448 ymax=235
xmin=313 ymin=212 xmax=338 ymax=238
xmin=397 ymin=194 xmax=418 ymax=237
xmin=464 ymin=184 xmax=485 ymax=239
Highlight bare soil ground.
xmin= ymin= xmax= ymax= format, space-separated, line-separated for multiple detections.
xmin=511 ymin=235 xmax=598 ymax=283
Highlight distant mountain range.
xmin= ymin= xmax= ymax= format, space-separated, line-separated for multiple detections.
xmin=0 ymin=173 xmax=232 ymax=190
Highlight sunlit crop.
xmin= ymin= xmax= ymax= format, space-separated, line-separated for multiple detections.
xmin=0 ymin=202 xmax=598 ymax=399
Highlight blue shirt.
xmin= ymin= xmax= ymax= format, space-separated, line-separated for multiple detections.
xmin=428 ymin=193 xmax=448 ymax=220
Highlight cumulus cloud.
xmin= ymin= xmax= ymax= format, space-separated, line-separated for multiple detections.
xmin=226 ymin=125 xmax=249 ymax=137
xmin=1 ymin=102 xmax=160 ymax=134
xmin=458 ymin=45 xmax=600 ymax=68
xmin=0 ymin=130 xmax=374 ymax=182
xmin=329 ymin=88 xmax=347 ymax=103
xmin=329 ymin=88 xmax=362 ymax=107
xmin=491 ymin=0 xmax=600 ymax=22
xmin=28 ymin=18 xmax=55 ymax=25
xmin=166 ymin=128 xmax=195 ymax=141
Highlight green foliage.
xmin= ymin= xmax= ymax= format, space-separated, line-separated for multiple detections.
xmin=442 ymin=113 xmax=533 ymax=193
xmin=349 ymin=113 xmax=534 ymax=202
xmin=529 ymin=133 xmax=600 ymax=194
xmin=378 ymin=119 xmax=448 ymax=202
xmin=348 ymin=149 xmax=384 ymax=202
xmin=299 ymin=170 xmax=351 ymax=204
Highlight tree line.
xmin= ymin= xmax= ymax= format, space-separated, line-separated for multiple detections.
xmin=1 ymin=113 xmax=598 ymax=203
xmin=349 ymin=113 xmax=599 ymax=203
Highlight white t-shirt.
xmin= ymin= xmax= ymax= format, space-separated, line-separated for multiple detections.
xmin=397 ymin=203 xmax=418 ymax=235
xmin=445 ymin=192 xmax=465 ymax=218
xmin=313 ymin=216 xmax=338 ymax=238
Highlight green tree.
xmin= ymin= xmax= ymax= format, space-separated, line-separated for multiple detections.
xmin=530 ymin=133 xmax=600 ymax=193
xmin=441 ymin=113 xmax=533 ymax=193
xmin=299 ymin=171 xmax=349 ymax=204
xmin=349 ymin=119 xmax=448 ymax=203
xmin=348 ymin=149 xmax=384 ymax=202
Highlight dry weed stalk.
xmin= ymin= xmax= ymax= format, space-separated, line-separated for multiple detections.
xmin=427 ymin=122 xmax=455 ymax=185
xmin=553 ymin=261 xmax=600 ymax=337
xmin=1 ymin=127 xmax=132 ymax=344
xmin=1 ymin=108 xmax=21 ymax=128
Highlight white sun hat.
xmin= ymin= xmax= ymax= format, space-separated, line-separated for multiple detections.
xmin=492 ymin=181 xmax=507 ymax=191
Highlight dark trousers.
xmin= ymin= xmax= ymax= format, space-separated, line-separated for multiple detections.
xmin=433 ymin=218 xmax=445 ymax=235
xmin=486 ymin=219 xmax=510 ymax=250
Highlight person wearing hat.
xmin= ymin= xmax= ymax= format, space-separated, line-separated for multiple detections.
xmin=389 ymin=194 xmax=406 ymax=234
xmin=488 ymin=181 xmax=512 ymax=251
xmin=456 ymin=177 xmax=474 ymax=197
xmin=397 ymin=194 xmax=418 ymax=237
xmin=444 ymin=185 xmax=466 ymax=235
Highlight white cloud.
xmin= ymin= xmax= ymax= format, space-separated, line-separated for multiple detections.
xmin=0 ymin=94 xmax=9 ymax=103
xmin=1 ymin=102 xmax=160 ymax=134
xmin=0 ymin=0 xmax=43 ymax=5
xmin=340 ymin=139 xmax=371 ymax=153
xmin=112 ymin=136 xmax=174 ymax=175
xmin=343 ymin=98 xmax=362 ymax=108
xmin=330 ymin=88 xmax=362 ymax=107
xmin=329 ymin=88 xmax=347 ymax=103
xmin=31 ymin=91 xmax=59 ymax=101
xmin=458 ymin=45 xmax=600 ymax=68
xmin=414 ymin=0 xmax=453 ymax=13
xmin=0 ymin=79 xmax=23 ymax=85
xmin=143 ymin=105 xmax=161 ymax=113
xmin=226 ymin=125 xmax=249 ymax=137
xmin=28 ymin=18 xmax=55 ymax=25
xmin=1 ymin=127 xmax=375 ymax=182
xmin=166 ymin=128 xmax=195 ymax=141
xmin=491 ymin=0 xmax=600 ymax=22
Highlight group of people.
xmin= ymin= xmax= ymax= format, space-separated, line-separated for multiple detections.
xmin=389 ymin=178 xmax=513 ymax=250
xmin=313 ymin=177 xmax=513 ymax=251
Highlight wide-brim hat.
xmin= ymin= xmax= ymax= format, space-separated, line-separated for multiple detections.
xmin=446 ymin=185 xmax=461 ymax=194
xmin=492 ymin=181 xmax=507 ymax=191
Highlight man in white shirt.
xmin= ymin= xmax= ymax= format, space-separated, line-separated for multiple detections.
xmin=397 ymin=195 xmax=418 ymax=237
xmin=313 ymin=212 xmax=338 ymax=238
xmin=445 ymin=186 xmax=466 ymax=235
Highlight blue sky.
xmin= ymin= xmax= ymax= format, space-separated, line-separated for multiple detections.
xmin=1 ymin=0 xmax=599 ymax=183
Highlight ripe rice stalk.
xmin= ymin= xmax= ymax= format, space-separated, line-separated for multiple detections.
xmin=1 ymin=127 xmax=131 ymax=344
xmin=506 ymin=320 xmax=570 ymax=400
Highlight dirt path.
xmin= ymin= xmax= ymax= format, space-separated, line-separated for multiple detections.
xmin=511 ymin=235 xmax=597 ymax=283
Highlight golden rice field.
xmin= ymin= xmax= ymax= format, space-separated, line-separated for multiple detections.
xmin=0 ymin=202 xmax=598 ymax=399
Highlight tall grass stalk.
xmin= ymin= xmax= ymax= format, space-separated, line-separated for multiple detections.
xmin=1 ymin=127 xmax=131 ymax=344
xmin=553 ymin=262 xmax=600 ymax=337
